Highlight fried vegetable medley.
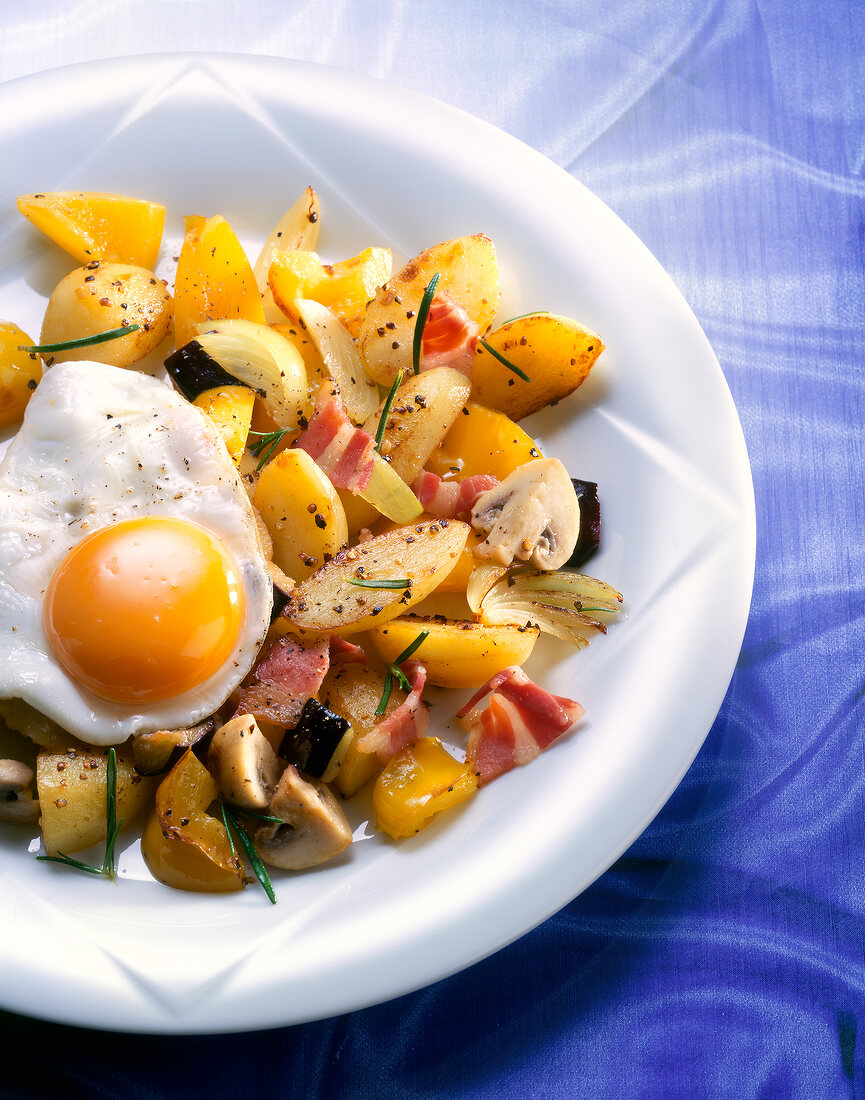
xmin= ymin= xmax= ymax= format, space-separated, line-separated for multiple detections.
xmin=0 ymin=187 xmax=622 ymax=900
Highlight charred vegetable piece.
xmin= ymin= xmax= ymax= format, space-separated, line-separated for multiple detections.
xmin=165 ymin=340 xmax=244 ymax=401
xmin=566 ymin=479 xmax=601 ymax=569
xmin=132 ymin=718 xmax=215 ymax=776
xmin=279 ymin=699 xmax=352 ymax=782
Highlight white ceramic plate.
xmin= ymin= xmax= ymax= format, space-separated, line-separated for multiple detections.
xmin=0 ymin=55 xmax=754 ymax=1033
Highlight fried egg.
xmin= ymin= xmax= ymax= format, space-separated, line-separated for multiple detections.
xmin=0 ymin=360 xmax=272 ymax=745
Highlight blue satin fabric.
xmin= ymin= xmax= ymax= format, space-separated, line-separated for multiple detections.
xmin=0 ymin=0 xmax=863 ymax=1096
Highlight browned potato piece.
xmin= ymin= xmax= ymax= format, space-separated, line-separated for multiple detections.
xmin=370 ymin=616 xmax=539 ymax=689
xmin=471 ymin=313 xmax=604 ymax=420
xmin=40 ymin=262 xmax=172 ymax=367
xmin=363 ymin=367 xmax=471 ymax=486
xmin=275 ymin=519 xmax=469 ymax=636
xmin=359 ymin=234 xmax=500 ymax=385
xmin=36 ymin=746 xmax=156 ymax=855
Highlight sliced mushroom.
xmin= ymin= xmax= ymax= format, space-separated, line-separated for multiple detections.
xmin=253 ymin=765 xmax=352 ymax=870
xmin=0 ymin=759 xmax=40 ymax=824
xmin=471 ymin=457 xmax=580 ymax=571
xmin=206 ymin=715 xmax=281 ymax=811
xmin=132 ymin=718 xmax=215 ymax=776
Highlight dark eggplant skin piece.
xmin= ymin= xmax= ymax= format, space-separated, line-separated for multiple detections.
xmin=279 ymin=699 xmax=350 ymax=779
xmin=565 ymin=479 xmax=601 ymax=569
xmin=164 ymin=340 xmax=246 ymax=401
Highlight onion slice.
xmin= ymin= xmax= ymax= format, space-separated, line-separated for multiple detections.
xmin=296 ymin=299 xmax=379 ymax=424
xmin=194 ymin=319 xmax=309 ymax=432
xmin=359 ymin=453 xmax=424 ymax=524
xmin=478 ymin=569 xmax=623 ymax=648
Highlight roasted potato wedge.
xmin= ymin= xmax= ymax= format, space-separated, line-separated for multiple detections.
xmin=254 ymin=448 xmax=349 ymax=582
xmin=370 ymin=616 xmax=539 ymax=689
xmin=359 ymin=234 xmax=500 ymax=385
xmin=276 ymin=519 xmax=469 ymax=636
xmin=472 ymin=313 xmax=604 ymax=420
xmin=36 ymin=747 xmax=156 ymax=855
xmin=363 ymin=367 xmax=471 ymax=486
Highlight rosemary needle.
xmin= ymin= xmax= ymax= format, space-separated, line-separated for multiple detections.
xmin=347 ymin=577 xmax=411 ymax=590
xmin=375 ymin=369 xmax=403 ymax=453
xmin=478 ymin=338 xmax=531 ymax=382
xmin=36 ymin=747 xmax=122 ymax=879
xmin=374 ymin=629 xmax=430 ymax=715
xmin=21 ymin=324 xmax=140 ymax=355
xmin=223 ymin=805 xmax=277 ymax=905
xmin=412 ymin=273 xmax=440 ymax=374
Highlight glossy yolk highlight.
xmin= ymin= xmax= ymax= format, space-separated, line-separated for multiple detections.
xmin=43 ymin=517 xmax=245 ymax=705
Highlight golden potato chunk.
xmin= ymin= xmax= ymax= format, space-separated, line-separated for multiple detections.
xmin=36 ymin=747 xmax=156 ymax=856
xmin=471 ymin=313 xmax=604 ymax=420
xmin=40 ymin=262 xmax=172 ymax=367
xmin=359 ymin=234 xmax=500 ymax=385
xmin=254 ymin=448 xmax=349 ymax=582
xmin=370 ymin=616 xmax=539 ymax=689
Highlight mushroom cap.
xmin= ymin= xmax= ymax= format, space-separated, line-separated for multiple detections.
xmin=471 ymin=457 xmax=580 ymax=570
xmin=254 ymin=765 xmax=352 ymax=870
xmin=0 ymin=759 xmax=39 ymax=824
xmin=206 ymin=714 xmax=281 ymax=810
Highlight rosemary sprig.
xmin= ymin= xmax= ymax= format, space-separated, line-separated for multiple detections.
xmin=478 ymin=338 xmax=531 ymax=382
xmin=375 ymin=369 xmax=403 ymax=453
xmin=503 ymin=310 xmax=549 ymax=324
xmin=221 ymin=801 xmax=237 ymax=859
xmin=374 ymin=630 xmax=430 ymax=716
xmin=222 ymin=804 xmax=277 ymax=905
xmin=249 ymin=427 xmax=291 ymax=470
xmin=347 ymin=577 xmax=411 ymax=590
xmin=36 ymin=747 xmax=123 ymax=880
xmin=412 ymin=272 xmax=440 ymax=374
xmin=21 ymin=324 xmax=140 ymax=355
xmin=229 ymin=805 xmax=286 ymax=825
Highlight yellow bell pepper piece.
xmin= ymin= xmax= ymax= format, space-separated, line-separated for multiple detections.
xmin=174 ymin=215 xmax=265 ymax=349
xmin=17 ymin=191 xmax=165 ymax=269
xmin=373 ymin=736 xmax=477 ymax=839
xmin=192 ymin=385 xmax=255 ymax=466
xmin=269 ymin=247 xmax=392 ymax=337
xmin=425 ymin=402 xmax=542 ymax=483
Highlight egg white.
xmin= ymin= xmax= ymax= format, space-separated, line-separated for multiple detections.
xmin=0 ymin=360 xmax=272 ymax=745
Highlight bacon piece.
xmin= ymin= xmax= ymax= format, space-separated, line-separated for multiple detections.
xmin=412 ymin=471 xmax=499 ymax=521
xmin=421 ymin=290 xmax=479 ymax=375
xmin=295 ymin=382 xmax=375 ymax=492
xmin=236 ymin=635 xmax=330 ymax=728
xmin=459 ymin=666 xmax=584 ymax=786
xmin=356 ymin=661 xmax=430 ymax=764
xmin=329 ymin=637 xmax=368 ymax=665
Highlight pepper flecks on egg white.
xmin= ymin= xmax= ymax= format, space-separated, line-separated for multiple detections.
xmin=0 ymin=360 xmax=273 ymax=745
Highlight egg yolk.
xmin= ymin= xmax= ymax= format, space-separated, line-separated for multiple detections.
xmin=43 ymin=517 xmax=245 ymax=705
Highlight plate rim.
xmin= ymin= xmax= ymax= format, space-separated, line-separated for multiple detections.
xmin=0 ymin=51 xmax=756 ymax=1033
